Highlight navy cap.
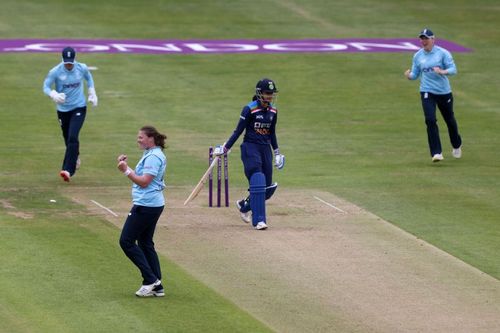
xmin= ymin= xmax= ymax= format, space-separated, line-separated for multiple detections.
xmin=62 ymin=47 xmax=76 ymax=63
xmin=419 ymin=28 xmax=434 ymax=39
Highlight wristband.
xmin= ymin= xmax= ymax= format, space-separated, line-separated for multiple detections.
xmin=274 ymin=148 xmax=280 ymax=156
xmin=123 ymin=168 xmax=132 ymax=176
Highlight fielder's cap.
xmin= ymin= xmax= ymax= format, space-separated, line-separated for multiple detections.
xmin=419 ymin=28 xmax=434 ymax=39
xmin=62 ymin=47 xmax=76 ymax=64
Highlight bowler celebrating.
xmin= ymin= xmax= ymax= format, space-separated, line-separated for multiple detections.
xmin=214 ymin=78 xmax=285 ymax=230
xmin=43 ymin=47 xmax=98 ymax=181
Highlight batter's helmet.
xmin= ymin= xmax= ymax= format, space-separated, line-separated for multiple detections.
xmin=255 ymin=78 xmax=278 ymax=105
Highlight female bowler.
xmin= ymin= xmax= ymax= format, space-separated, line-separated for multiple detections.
xmin=117 ymin=126 xmax=167 ymax=297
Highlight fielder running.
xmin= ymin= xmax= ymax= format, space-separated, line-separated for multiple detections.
xmin=214 ymin=78 xmax=285 ymax=230
xmin=43 ymin=47 xmax=98 ymax=182
xmin=405 ymin=28 xmax=462 ymax=162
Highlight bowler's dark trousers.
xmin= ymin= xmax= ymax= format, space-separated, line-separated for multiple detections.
xmin=57 ymin=107 xmax=86 ymax=175
xmin=420 ymin=92 xmax=462 ymax=156
xmin=120 ymin=205 xmax=164 ymax=285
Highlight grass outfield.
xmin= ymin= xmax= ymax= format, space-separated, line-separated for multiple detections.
xmin=1 ymin=0 xmax=500 ymax=332
xmin=0 ymin=190 xmax=271 ymax=332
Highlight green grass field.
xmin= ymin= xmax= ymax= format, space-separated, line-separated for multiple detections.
xmin=1 ymin=0 xmax=499 ymax=332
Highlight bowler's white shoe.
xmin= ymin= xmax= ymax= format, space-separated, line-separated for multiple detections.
xmin=236 ymin=200 xmax=251 ymax=223
xmin=254 ymin=222 xmax=268 ymax=230
xmin=76 ymin=157 xmax=81 ymax=170
xmin=135 ymin=280 xmax=161 ymax=297
xmin=432 ymin=154 xmax=444 ymax=162
xmin=452 ymin=147 xmax=462 ymax=158
xmin=151 ymin=285 xmax=165 ymax=297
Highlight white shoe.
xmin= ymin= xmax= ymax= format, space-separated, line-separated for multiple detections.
xmin=135 ymin=279 xmax=161 ymax=297
xmin=138 ymin=285 xmax=164 ymax=297
xmin=76 ymin=157 xmax=81 ymax=170
xmin=151 ymin=287 xmax=165 ymax=297
xmin=254 ymin=222 xmax=268 ymax=230
xmin=452 ymin=146 xmax=462 ymax=158
xmin=432 ymin=154 xmax=444 ymax=162
xmin=236 ymin=200 xmax=251 ymax=223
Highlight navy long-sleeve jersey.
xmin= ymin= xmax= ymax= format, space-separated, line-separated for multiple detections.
xmin=225 ymin=100 xmax=278 ymax=150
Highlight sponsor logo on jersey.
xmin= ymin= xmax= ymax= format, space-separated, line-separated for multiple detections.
xmin=63 ymin=82 xmax=81 ymax=89
xmin=422 ymin=67 xmax=439 ymax=73
xmin=254 ymin=122 xmax=271 ymax=135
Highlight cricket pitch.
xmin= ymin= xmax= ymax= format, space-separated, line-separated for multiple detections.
xmin=70 ymin=186 xmax=500 ymax=333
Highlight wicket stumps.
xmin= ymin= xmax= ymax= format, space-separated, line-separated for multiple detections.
xmin=208 ymin=146 xmax=229 ymax=207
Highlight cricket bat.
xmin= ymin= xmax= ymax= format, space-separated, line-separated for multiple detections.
xmin=184 ymin=155 xmax=220 ymax=206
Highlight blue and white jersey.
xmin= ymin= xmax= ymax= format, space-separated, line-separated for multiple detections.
xmin=131 ymin=147 xmax=167 ymax=207
xmin=225 ymin=100 xmax=278 ymax=150
xmin=408 ymin=45 xmax=457 ymax=94
xmin=43 ymin=62 xmax=95 ymax=112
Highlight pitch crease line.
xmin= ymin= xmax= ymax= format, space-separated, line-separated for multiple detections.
xmin=313 ymin=196 xmax=347 ymax=214
xmin=90 ymin=200 xmax=119 ymax=217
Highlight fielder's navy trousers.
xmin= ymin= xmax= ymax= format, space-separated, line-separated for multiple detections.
xmin=420 ymin=92 xmax=462 ymax=156
xmin=57 ymin=107 xmax=86 ymax=176
xmin=120 ymin=205 xmax=164 ymax=285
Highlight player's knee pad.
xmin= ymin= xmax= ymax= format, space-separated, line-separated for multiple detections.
xmin=250 ymin=172 xmax=266 ymax=226
xmin=265 ymin=182 xmax=278 ymax=200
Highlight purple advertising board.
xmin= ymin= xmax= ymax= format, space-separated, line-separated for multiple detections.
xmin=0 ymin=39 xmax=471 ymax=54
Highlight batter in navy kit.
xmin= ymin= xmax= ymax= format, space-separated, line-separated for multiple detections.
xmin=214 ymin=78 xmax=285 ymax=230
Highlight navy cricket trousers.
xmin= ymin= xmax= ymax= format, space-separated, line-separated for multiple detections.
xmin=237 ymin=142 xmax=274 ymax=214
xmin=57 ymin=107 xmax=86 ymax=175
xmin=120 ymin=205 xmax=164 ymax=285
xmin=240 ymin=142 xmax=273 ymax=187
xmin=420 ymin=92 xmax=462 ymax=156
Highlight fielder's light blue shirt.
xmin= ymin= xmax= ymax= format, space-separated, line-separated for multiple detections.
xmin=43 ymin=62 xmax=95 ymax=111
xmin=131 ymin=147 xmax=167 ymax=207
xmin=408 ymin=45 xmax=457 ymax=94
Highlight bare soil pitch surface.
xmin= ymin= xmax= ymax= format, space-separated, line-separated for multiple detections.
xmin=67 ymin=186 xmax=500 ymax=333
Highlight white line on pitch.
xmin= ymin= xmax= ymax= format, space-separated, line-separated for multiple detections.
xmin=90 ymin=200 xmax=119 ymax=217
xmin=313 ymin=196 xmax=347 ymax=214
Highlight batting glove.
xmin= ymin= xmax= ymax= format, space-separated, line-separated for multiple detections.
xmin=88 ymin=87 xmax=98 ymax=107
xmin=213 ymin=144 xmax=228 ymax=156
xmin=274 ymin=149 xmax=285 ymax=170
xmin=49 ymin=90 xmax=66 ymax=104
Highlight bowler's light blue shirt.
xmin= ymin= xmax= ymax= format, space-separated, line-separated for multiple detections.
xmin=43 ymin=62 xmax=95 ymax=112
xmin=408 ymin=45 xmax=457 ymax=94
xmin=131 ymin=147 xmax=167 ymax=207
